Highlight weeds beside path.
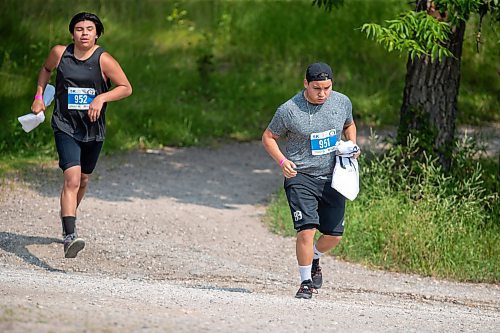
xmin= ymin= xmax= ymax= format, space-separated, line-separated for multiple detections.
xmin=356 ymin=123 xmax=500 ymax=157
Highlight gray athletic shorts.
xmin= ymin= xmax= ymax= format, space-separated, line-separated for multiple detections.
xmin=284 ymin=172 xmax=346 ymax=236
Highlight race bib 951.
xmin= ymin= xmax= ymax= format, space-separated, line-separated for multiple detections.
xmin=310 ymin=129 xmax=337 ymax=155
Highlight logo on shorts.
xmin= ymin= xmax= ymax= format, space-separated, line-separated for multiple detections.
xmin=293 ymin=211 xmax=303 ymax=221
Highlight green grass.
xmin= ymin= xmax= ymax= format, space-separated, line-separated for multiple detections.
xmin=1 ymin=0 xmax=497 ymax=164
xmin=339 ymin=192 xmax=499 ymax=282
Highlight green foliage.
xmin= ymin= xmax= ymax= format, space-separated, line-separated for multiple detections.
xmin=265 ymin=135 xmax=499 ymax=282
xmin=361 ymin=11 xmax=452 ymax=61
xmin=434 ymin=0 xmax=499 ymax=24
xmin=312 ymin=0 xmax=344 ymax=12
xmin=345 ymin=135 xmax=498 ymax=281
xmin=0 ymin=0 xmax=409 ymax=158
xmin=359 ymin=0 xmax=500 ymax=61
xmin=364 ymin=134 xmax=497 ymax=209
xmin=0 ymin=0 xmax=497 ymax=164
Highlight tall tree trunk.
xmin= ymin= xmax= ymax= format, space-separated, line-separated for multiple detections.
xmin=398 ymin=1 xmax=466 ymax=170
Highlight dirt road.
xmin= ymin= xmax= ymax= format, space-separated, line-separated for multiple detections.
xmin=1 ymin=140 xmax=498 ymax=332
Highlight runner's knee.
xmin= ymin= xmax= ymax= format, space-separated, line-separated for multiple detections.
xmin=80 ymin=174 xmax=89 ymax=189
xmin=64 ymin=174 xmax=81 ymax=191
xmin=297 ymin=227 xmax=316 ymax=243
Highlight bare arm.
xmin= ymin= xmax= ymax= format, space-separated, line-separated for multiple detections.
xmin=87 ymin=52 xmax=133 ymax=122
xmin=262 ymin=128 xmax=297 ymax=178
xmin=343 ymin=120 xmax=357 ymax=144
xmin=31 ymin=45 xmax=65 ymax=114
xmin=343 ymin=120 xmax=360 ymax=158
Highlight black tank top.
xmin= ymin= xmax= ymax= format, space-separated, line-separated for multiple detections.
xmin=51 ymin=44 xmax=110 ymax=142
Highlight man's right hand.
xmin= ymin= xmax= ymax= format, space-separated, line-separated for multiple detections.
xmin=281 ymin=159 xmax=298 ymax=178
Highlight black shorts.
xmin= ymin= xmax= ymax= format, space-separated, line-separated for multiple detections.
xmin=284 ymin=172 xmax=346 ymax=236
xmin=54 ymin=130 xmax=103 ymax=174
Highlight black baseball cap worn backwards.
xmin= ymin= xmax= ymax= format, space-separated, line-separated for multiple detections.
xmin=306 ymin=62 xmax=333 ymax=82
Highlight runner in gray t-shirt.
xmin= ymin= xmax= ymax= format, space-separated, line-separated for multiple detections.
xmin=262 ymin=62 xmax=360 ymax=299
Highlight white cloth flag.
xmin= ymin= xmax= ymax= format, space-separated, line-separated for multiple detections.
xmin=331 ymin=155 xmax=359 ymax=201
xmin=331 ymin=140 xmax=360 ymax=201
xmin=18 ymin=84 xmax=55 ymax=133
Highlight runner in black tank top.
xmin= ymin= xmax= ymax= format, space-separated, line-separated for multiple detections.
xmin=30 ymin=12 xmax=132 ymax=258
xmin=52 ymin=43 xmax=110 ymax=142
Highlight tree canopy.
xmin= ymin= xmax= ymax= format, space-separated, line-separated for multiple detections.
xmin=314 ymin=0 xmax=499 ymax=169
xmin=314 ymin=0 xmax=499 ymax=61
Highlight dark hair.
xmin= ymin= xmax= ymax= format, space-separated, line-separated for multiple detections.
xmin=69 ymin=12 xmax=104 ymax=37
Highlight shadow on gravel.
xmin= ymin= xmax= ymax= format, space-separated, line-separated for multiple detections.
xmin=13 ymin=127 xmax=498 ymax=209
xmin=20 ymin=141 xmax=283 ymax=209
xmin=0 ymin=232 xmax=65 ymax=273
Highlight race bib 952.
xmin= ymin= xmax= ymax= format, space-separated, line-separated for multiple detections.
xmin=68 ymin=87 xmax=95 ymax=110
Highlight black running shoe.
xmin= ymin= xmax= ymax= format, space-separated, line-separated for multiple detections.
xmin=295 ymin=279 xmax=316 ymax=299
xmin=311 ymin=258 xmax=323 ymax=289
xmin=64 ymin=233 xmax=85 ymax=258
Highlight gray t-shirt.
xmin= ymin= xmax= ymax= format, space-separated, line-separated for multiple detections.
xmin=267 ymin=90 xmax=353 ymax=176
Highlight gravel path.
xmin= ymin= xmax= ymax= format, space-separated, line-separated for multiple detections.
xmin=0 ymin=135 xmax=499 ymax=332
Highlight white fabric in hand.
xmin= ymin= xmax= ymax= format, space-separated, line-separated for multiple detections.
xmin=335 ymin=140 xmax=360 ymax=157
xmin=331 ymin=155 xmax=359 ymax=201
xmin=18 ymin=84 xmax=55 ymax=133
xmin=42 ymin=84 xmax=55 ymax=106
xmin=18 ymin=112 xmax=46 ymax=133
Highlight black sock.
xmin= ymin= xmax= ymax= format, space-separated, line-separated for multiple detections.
xmin=62 ymin=216 xmax=76 ymax=235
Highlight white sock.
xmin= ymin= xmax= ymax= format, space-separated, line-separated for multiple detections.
xmin=313 ymin=244 xmax=323 ymax=260
xmin=299 ymin=265 xmax=312 ymax=282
